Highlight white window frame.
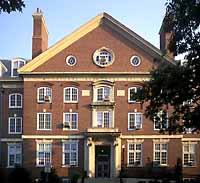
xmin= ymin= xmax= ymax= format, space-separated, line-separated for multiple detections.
xmin=37 ymin=87 xmax=52 ymax=103
xmin=153 ymin=143 xmax=168 ymax=166
xmin=63 ymin=113 xmax=78 ymax=130
xmin=63 ymin=87 xmax=78 ymax=103
xmin=96 ymin=86 xmax=111 ymax=102
xmin=183 ymin=143 xmax=196 ymax=167
xmin=7 ymin=143 xmax=22 ymax=168
xmin=62 ymin=141 xmax=78 ymax=167
xmin=96 ymin=111 xmax=111 ymax=128
xmin=11 ymin=59 xmax=25 ymax=77
xmin=9 ymin=93 xmax=22 ymax=108
xmin=37 ymin=113 xmax=52 ymax=130
xmin=128 ymin=87 xmax=137 ymax=103
xmin=154 ymin=111 xmax=168 ymax=130
xmin=36 ymin=142 xmax=52 ymax=167
xmin=128 ymin=143 xmax=142 ymax=167
xmin=128 ymin=112 xmax=142 ymax=130
xmin=8 ymin=116 xmax=22 ymax=134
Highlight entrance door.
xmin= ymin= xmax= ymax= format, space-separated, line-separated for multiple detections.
xmin=95 ymin=145 xmax=110 ymax=177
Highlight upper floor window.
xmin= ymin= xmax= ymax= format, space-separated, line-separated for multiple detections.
xmin=9 ymin=116 xmax=22 ymax=134
xmin=154 ymin=143 xmax=168 ymax=166
xmin=128 ymin=87 xmax=138 ymax=103
xmin=62 ymin=141 xmax=78 ymax=166
xmin=128 ymin=112 xmax=142 ymax=130
xmin=154 ymin=111 xmax=168 ymax=130
xmin=183 ymin=143 xmax=196 ymax=167
xmin=64 ymin=87 xmax=78 ymax=103
xmin=9 ymin=93 xmax=22 ymax=108
xmin=128 ymin=143 xmax=142 ymax=166
xmin=96 ymin=111 xmax=111 ymax=128
xmin=37 ymin=87 xmax=52 ymax=103
xmin=63 ymin=113 xmax=78 ymax=130
xmin=97 ymin=86 xmax=111 ymax=102
xmin=36 ymin=142 xmax=52 ymax=167
xmin=11 ymin=59 xmax=25 ymax=77
xmin=37 ymin=113 xmax=52 ymax=130
xmin=8 ymin=143 xmax=22 ymax=168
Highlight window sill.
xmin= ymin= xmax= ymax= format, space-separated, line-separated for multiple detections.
xmin=37 ymin=102 xmax=52 ymax=104
xmin=9 ymin=132 xmax=22 ymax=134
xmin=183 ymin=165 xmax=197 ymax=168
xmin=128 ymin=128 xmax=142 ymax=131
xmin=127 ymin=164 xmax=142 ymax=167
xmin=63 ymin=129 xmax=78 ymax=131
xmin=128 ymin=101 xmax=140 ymax=104
xmin=9 ymin=106 xmax=22 ymax=109
xmin=37 ymin=129 xmax=52 ymax=131
xmin=64 ymin=101 xmax=78 ymax=104
xmin=62 ymin=165 xmax=78 ymax=168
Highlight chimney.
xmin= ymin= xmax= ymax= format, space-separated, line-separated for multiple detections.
xmin=159 ymin=17 xmax=174 ymax=59
xmin=32 ymin=8 xmax=48 ymax=59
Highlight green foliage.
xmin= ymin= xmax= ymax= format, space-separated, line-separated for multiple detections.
xmin=136 ymin=0 xmax=200 ymax=133
xmin=0 ymin=0 xmax=25 ymax=13
xmin=8 ymin=166 xmax=31 ymax=183
xmin=39 ymin=168 xmax=61 ymax=183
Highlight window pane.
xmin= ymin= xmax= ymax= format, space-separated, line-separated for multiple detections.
xmin=9 ymin=118 xmax=15 ymax=133
xmin=104 ymin=112 xmax=110 ymax=128
xmin=129 ymin=113 xmax=135 ymax=129
xmin=39 ymin=114 xmax=44 ymax=129
xmin=10 ymin=95 xmax=16 ymax=107
xmin=39 ymin=88 xmax=45 ymax=101
xmin=16 ymin=94 xmax=21 ymax=106
xmin=97 ymin=88 xmax=103 ymax=101
xmin=72 ymin=88 xmax=77 ymax=101
xmin=97 ymin=112 xmax=103 ymax=127
xmin=65 ymin=88 xmax=71 ymax=101
xmin=16 ymin=118 xmax=21 ymax=133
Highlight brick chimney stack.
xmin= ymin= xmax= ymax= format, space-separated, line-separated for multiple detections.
xmin=32 ymin=8 xmax=48 ymax=59
xmin=159 ymin=17 xmax=174 ymax=59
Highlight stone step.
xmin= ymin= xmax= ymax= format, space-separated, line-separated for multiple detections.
xmin=84 ymin=178 xmax=120 ymax=183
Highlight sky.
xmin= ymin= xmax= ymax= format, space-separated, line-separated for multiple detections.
xmin=0 ymin=0 xmax=167 ymax=60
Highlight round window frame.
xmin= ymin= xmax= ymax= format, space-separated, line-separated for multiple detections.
xmin=93 ymin=47 xmax=115 ymax=68
xmin=66 ymin=55 xmax=77 ymax=66
xmin=130 ymin=56 xmax=141 ymax=67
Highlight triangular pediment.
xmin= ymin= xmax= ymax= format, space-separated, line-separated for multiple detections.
xmin=19 ymin=12 xmax=173 ymax=74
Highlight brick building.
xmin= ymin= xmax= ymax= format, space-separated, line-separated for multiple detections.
xmin=0 ymin=9 xmax=200 ymax=182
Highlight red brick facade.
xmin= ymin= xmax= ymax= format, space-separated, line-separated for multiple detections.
xmin=0 ymin=10 xmax=200 ymax=182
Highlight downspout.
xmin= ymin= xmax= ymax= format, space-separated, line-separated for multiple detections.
xmin=0 ymin=86 xmax=4 ymax=167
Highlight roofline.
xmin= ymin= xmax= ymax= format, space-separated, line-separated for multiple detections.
xmin=19 ymin=12 xmax=174 ymax=73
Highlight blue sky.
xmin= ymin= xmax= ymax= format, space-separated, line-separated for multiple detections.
xmin=0 ymin=0 xmax=166 ymax=60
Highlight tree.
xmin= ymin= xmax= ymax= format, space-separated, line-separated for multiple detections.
xmin=0 ymin=0 xmax=25 ymax=14
xmin=136 ymin=0 xmax=200 ymax=133
xmin=8 ymin=166 xmax=31 ymax=183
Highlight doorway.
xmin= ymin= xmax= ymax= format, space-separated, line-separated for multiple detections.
xmin=95 ymin=145 xmax=110 ymax=177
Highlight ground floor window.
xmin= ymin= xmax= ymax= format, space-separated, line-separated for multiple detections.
xmin=8 ymin=143 xmax=22 ymax=167
xmin=154 ymin=143 xmax=168 ymax=166
xmin=36 ymin=142 xmax=52 ymax=166
xmin=183 ymin=143 xmax=196 ymax=167
xmin=62 ymin=141 xmax=78 ymax=166
xmin=128 ymin=143 xmax=142 ymax=166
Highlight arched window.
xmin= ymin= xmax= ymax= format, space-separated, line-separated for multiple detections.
xmin=128 ymin=87 xmax=138 ymax=103
xmin=37 ymin=87 xmax=52 ymax=103
xmin=64 ymin=87 xmax=78 ymax=103
xmin=9 ymin=93 xmax=22 ymax=108
xmin=97 ymin=86 xmax=111 ymax=101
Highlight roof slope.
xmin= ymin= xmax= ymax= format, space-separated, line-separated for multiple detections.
xmin=19 ymin=12 xmax=173 ymax=74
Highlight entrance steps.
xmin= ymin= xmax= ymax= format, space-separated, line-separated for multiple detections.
xmin=84 ymin=178 xmax=120 ymax=183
